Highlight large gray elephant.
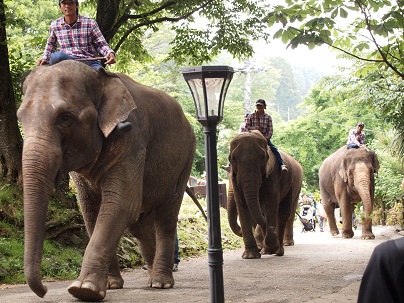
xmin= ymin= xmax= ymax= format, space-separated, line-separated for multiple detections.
xmin=319 ymin=146 xmax=379 ymax=239
xmin=17 ymin=60 xmax=196 ymax=301
xmin=227 ymin=131 xmax=303 ymax=259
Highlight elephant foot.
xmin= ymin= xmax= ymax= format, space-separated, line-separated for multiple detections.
xmin=148 ymin=273 xmax=174 ymax=289
xmin=107 ymin=274 xmax=124 ymax=289
xmin=68 ymin=280 xmax=106 ymax=301
xmin=242 ymin=249 xmax=261 ymax=259
xmin=261 ymin=245 xmax=283 ymax=256
xmin=361 ymin=232 xmax=375 ymax=240
xmin=283 ymin=239 xmax=294 ymax=246
xmin=342 ymin=230 xmax=354 ymax=238
xmin=330 ymin=229 xmax=340 ymax=236
xmin=276 ymin=247 xmax=284 ymax=256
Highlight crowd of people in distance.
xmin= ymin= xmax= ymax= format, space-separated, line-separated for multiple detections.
xmin=298 ymin=193 xmax=327 ymax=232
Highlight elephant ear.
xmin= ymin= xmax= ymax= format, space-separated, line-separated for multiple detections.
xmin=97 ymin=68 xmax=137 ymax=137
xmin=373 ymin=153 xmax=380 ymax=173
xmin=265 ymin=146 xmax=274 ymax=178
xmin=338 ymin=158 xmax=349 ymax=183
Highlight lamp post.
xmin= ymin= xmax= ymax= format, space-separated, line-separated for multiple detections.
xmin=181 ymin=66 xmax=234 ymax=303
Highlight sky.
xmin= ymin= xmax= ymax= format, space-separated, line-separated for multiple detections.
xmin=251 ymin=39 xmax=347 ymax=75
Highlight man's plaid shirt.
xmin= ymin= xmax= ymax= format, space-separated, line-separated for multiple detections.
xmin=41 ymin=15 xmax=114 ymax=61
xmin=245 ymin=111 xmax=273 ymax=141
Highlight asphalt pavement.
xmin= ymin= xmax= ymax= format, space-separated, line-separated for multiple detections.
xmin=0 ymin=225 xmax=401 ymax=303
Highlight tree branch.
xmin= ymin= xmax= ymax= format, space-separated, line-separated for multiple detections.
xmin=112 ymin=0 xmax=214 ymax=53
xmin=355 ymin=0 xmax=404 ymax=79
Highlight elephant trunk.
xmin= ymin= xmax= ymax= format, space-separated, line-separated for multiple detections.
xmin=353 ymin=169 xmax=375 ymax=234
xmin=354 ymin=171 xmax=374 ymax=209
xmin=240 ymin=178 xmax=266 ymax=226
xmin=227 ymin=179 xmax=242 ymax=236
xmin=22 ymin=138 xmax=61 ymax=298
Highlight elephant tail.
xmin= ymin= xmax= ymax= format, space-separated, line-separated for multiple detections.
xmin=186 ymin=186 xmax=207 ymax=222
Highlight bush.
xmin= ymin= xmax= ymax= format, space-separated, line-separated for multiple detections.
xmin=386 ymin=202 xmax=404 ymax=227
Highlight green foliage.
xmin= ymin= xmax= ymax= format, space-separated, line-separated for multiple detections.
xmin=0 ymin=182 xmax=24 ymax=227
xmin=373 ymin=142 xmax=404 ymax=210
xmin=386 ymin=202 xmax=404 ymax=227
xmin=0 ymin=238 xmax=25 ymax=283
xmin=277 ymin=74 xmax=396 ymax=194
xmin=41 ymin=240 xmax=82 ymax=281
xmin=272 ymin=0 xmax=404 ymax=72
xmin=269 ymin=57 xmax=302 ymax=120
xmin=5 ymin=0 xmax=60 ymax=104
xmin=269 ymin=0 xmax=404 ymax=163
xmin=176 ymin=196 xmax=242 ymax=257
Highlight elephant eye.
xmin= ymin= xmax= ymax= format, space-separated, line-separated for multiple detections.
xmin=56 ymin=112 xmax=76 ymax=128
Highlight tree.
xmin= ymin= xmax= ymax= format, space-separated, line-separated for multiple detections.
xmin=278 ymin=75 xmax=388 ymax=189
xmin=269 ymin=0 xmax=404 ymax=159
xmin=0 ymin=0 xmax=22 ymax=183
xmin=271 ymin=0 xmax=404 ymax=77
xmin=1 ymin=0 xmax=278 ymax=183
xmin=269 ymin=57 xmax=302 ymax=120
xmin=88 ymin=0 xmax=276 ymax=66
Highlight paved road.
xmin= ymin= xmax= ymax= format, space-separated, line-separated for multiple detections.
xmin=0 ymin=226 xmax=401 ymax=303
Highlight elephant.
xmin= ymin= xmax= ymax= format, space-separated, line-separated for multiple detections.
xmin=17 ymin=60 xmax=196 ymax=301
xmin=319 ymin=146 xmax=379 ymax=239
xmin=226 ymin=131 xmax=303 ymax=259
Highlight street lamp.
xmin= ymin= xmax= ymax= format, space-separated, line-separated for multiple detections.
xmin=181 ymin=66 xmax=234 ymax=303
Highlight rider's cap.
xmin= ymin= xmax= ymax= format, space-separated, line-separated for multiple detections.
xmin=357 ymin=122 xmax=364 ymax=126
xmin=59 ymin=0 xmax=78 ymax=4
xmin=256 ymin=99 xmax=266 ymax=107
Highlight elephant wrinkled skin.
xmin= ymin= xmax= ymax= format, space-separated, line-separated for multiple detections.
xmin=227 ymin=131 xmax=303 ymax=259
xmin=319 ymin=146 xmax=379 ymax=239
xmin=17 ymin=61 xmax=196 ymax=301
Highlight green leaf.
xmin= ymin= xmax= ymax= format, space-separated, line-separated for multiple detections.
xmin=339 ymin=7 xmax=348 ymax=18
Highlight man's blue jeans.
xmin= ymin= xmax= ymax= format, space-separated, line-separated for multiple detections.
xmin=50 ymin=51 xmax=103 ymax=71
xmin=174 ymin=228 xmax=180 ymax=265
xmin=347 ymin=143 xmax=359 ymax=149
xmin=268 ymin=140 xmax=285 ymax=166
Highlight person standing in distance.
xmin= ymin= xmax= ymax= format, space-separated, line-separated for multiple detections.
xmin=37 ymin=0 xmax=116 ymax=71
xmin=245 ymin=99 xmax=287 ymax=171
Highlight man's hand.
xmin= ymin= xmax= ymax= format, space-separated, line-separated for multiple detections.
xmin=105 ymin=52 xmax=116 ymax=65
xmin=36 ymin=59 xmax=48 ymax=66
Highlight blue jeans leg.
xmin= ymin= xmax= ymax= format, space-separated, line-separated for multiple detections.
xmin=50 ymin=51 xmax=74 ymax=65
xmin=49 ymin=51 xmax=103 ymax=71
xmin=84 ymin=60 xmax=103 ymax=71
xmin=174 ymin=229 xmax=180 ymax=264
xmin=268 ymin=140 xmax=284 ymax=166
xmin=347 ymin=143 xmax=359 ymax=149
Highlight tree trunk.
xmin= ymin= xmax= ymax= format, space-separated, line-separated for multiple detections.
xmin=96 ymin=0 xmax=121 ymax=42
xmin=0 ymin=0 xmax=23 ymax=184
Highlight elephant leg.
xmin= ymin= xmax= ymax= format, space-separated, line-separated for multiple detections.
xmin=238 ymin=203 xmax=261 ymax=259
xmin=361 ymin=217 xmax=375 ymax=239
xmin=261 ymin=198 xmax=282 ymax=256
xmin=283 ymin=211 xmax=295 ymax=246
xmin=129 ymin=210 xmax=157 ymax=272
xmin=361 ymin=204 xmax=375 ymax=240
xmin=68 ymin=172 xmax=137 ymax=301
xmin=254 ymin=224 xmax=264 ymax=250
xmin=74 ymin=180 xmax=124 ymax=291
xmin=68 ymin=219 xmax=128 ymax=301
xmin=107 ymin=254 xmax=124 ymax=289
xmin=149 ymin=202 xmax=180 ymax=289
xmin=273 ymin=197 xmax=292 ymax=256
xmin=340 ymin=199 xmax=354 ymax=238
xmin=322 ymin=193 xmax=339 ymax=236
